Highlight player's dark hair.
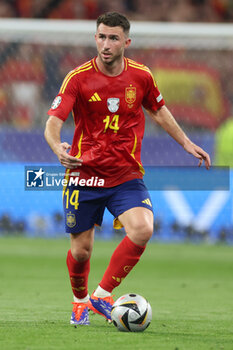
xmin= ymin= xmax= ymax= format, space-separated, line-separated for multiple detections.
xmin=97 ymin=12 xmax=130 ymax=35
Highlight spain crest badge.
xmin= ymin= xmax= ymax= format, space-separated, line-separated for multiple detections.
xmin=66 ymin=211 xmax=76 ymax=228
xmin=125 ymin=85 xmax=136 ymax=106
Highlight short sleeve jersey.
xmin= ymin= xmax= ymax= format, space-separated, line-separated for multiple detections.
xmin=48 ymin=57 xmax=165 ymax=187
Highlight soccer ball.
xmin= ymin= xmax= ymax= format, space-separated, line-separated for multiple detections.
xmin=111 ymin=293 xmax=152 ymax=332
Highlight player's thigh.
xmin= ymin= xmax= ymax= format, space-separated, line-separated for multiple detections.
xmin=118 ymin=207 xmax=154 ymax=246
xmin=106 ymin=179 xmax=154 ymax=245
xmin=70 ymin=227 xmax=95 ymax=262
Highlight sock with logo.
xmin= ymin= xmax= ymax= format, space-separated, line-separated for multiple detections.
xmin=66 ymin=249 xmax=90 ymax=299
xmin=99 ymin=235 xmax=146 ymax=293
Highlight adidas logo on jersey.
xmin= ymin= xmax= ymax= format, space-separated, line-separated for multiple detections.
xmin=89 ymin=92 xmax=101 ymax=102
xmin=142 ymin=198 xmax=152 ymax=206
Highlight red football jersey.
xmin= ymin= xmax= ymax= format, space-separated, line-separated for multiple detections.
xmin=48 ymin=57 xmax=165 ymax=187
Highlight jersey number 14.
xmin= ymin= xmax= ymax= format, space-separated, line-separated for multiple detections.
xmin=103 ymin=115 xmax=119 ymax=133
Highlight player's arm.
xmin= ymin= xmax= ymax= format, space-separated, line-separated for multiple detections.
xmin=44 ymin=115 xmax=82 ymax=169
xmin=147 ymin=105 xmax=211 ymax=169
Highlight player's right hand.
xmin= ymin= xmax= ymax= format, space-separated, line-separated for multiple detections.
xmin=56 ymin=142 xmax=83 ymax=169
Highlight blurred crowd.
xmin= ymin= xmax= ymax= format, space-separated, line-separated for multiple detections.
xmin=0 ymin=41 xmax=232 ymax=130
xmin=0 ymin=0 xmax=233 ymax=134
xmin=0 ymin=0 xmax=233 ymax=22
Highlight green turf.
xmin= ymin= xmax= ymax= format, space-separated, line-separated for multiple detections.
xmin=0 ymin=237 xmax=232 ymax=350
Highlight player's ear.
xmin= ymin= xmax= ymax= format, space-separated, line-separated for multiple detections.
xmin=125 ymin=38 xmax=131 ymax=48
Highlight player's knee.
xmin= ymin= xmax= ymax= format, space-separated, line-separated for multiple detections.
xmin=127 ymin=220 xmax=153 ymax=245
xmin=71 ymin=246 xmax=91 ymax=262
xmin=144 ymin=224 xmax=154 ymax=242
xmin=133 ymin=220 xmax=153 ymax=237
xmin=139 ymin=222 xmax=153 ymax=243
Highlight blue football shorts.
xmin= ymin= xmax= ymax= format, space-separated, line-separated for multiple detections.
xmin=63 ymin=178 xmax=153 ymax=234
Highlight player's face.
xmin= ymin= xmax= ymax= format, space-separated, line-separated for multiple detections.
xmin=95 ymin=24 xmax=131 ymax=66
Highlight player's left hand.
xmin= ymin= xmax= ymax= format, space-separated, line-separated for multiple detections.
xmin=183 ymin=141 xmax=211 ymax=170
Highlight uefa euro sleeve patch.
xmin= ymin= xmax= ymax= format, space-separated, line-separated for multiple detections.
xmin=51 ymin=96 xmax=62 ymax=109
xmin=156 ymin=94 xmax=163 ymax=103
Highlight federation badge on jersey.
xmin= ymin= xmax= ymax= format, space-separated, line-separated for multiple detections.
xmin=125 ymin=85 xmax=136 ymax=105
xmin=51 ymin=96 xmax=62 ymax=110
xmin=107 ymin=98 xmax=120 ymax=113
xmin=66 ymin=211 xmax=76 ymax=228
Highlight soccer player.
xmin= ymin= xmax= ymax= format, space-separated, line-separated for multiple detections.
xmin=44 ymin=12 xmax=211 ymax=326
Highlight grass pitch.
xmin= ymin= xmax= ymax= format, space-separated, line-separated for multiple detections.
xmin=0 ymin=237 xmax=232 ymax=350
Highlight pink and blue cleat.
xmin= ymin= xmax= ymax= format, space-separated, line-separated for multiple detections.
xmin=88 ymin=293 xmax=114 ymax=322
xmin=70 ymin=302 xmax=90 ymax=325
